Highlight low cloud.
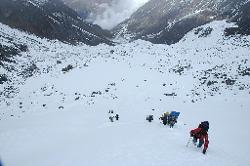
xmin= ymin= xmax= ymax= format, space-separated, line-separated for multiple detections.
xmin=93 ymin=0 xmax=149 ymax=30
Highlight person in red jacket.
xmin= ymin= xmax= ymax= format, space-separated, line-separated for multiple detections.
xmin=190 ymin=121 xmax=209 ymax=154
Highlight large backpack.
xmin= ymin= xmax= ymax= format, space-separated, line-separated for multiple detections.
xmin=170 ymin=111 xmax=180 ymax=119
xmin=198 ymin=121 xmax=209 ymax=132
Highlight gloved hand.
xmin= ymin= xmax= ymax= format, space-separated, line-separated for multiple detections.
xmin=190 ymin=132 xmax=194 ymax=137
xmin=202 ymin=149 xmax=206 ymax=154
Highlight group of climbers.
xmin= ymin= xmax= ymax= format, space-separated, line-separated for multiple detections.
xmin=109 ymin=109 xmax=209 ymax=155
xmin=147 ymin=111 xmax=209 ymax=155
xmin=159 ymin=111 xmax=180 ymax=128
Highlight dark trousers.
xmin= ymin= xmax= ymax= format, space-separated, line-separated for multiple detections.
xmin=193 ymin=137 xmax=204 ymax=147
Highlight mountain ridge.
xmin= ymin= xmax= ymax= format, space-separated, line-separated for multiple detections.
xmin=0 ymin=0 xmax=113 ymax=46
xmin=113 ymin=0 xmax=250 ymax=44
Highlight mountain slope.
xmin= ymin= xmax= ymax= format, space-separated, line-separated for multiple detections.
xmin=0 ymin=0 xmax=112 ymax=45
xmin=0 ymin=20 xmax=250 ymax=166
xmin=113 ymin=0 xmax=250 ymax=44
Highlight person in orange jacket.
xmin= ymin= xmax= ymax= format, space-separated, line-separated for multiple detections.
xmin=190 ymin=121 xmax=209 ymax=154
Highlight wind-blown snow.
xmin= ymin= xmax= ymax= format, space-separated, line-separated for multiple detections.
xmin=0 ymin=20 xmax=250 ymax=166
xmin=94 ymin=0 xmax=149 ymax=29
xmin=27 ymin=0 xmax=48 ymax=7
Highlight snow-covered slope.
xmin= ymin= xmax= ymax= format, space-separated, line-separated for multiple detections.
xmin=0 ymin=20 xmax=250 ymax=166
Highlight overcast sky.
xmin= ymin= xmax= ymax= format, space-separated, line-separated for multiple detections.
xmin=93 ymin=0 xmax=149 ymax=29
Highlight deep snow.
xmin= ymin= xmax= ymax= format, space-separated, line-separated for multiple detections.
xmin=0 ymin=20 xmax=250 ymax=166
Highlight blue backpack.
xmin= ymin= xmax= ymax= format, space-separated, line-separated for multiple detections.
xmin=170 ymin=111 xmax=180 ymax=119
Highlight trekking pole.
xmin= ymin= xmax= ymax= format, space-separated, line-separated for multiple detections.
xmin=186 ymin=137 xmax=192 ymax=147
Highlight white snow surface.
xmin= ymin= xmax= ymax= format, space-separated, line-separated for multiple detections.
xmin=0 ymin=20 xmax=250 ymax=166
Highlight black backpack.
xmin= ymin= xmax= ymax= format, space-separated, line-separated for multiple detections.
xmin=198 ymin=121 xmax=209 ymax=132
xmin=146 ymin=115 xmax=154 ymax=122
